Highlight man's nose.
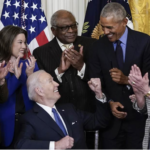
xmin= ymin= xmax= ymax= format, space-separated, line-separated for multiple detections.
xmin=103 ymin=28 xmax=110 ymax=35
xmin=67 ymin=26 xmax=73 ymax=32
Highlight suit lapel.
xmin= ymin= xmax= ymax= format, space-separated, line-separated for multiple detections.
xmin=123 ymin=28 xmax=136 ymax=75
xmin=50 ymin=37 xmax=62 ymax=66
xmin=56 ymin=106 xmax=73 ymax=137
xmin=103 ymin=36 xmax=119 ymax=69
xmin=33 ymin=104 xmax=65 ymax=137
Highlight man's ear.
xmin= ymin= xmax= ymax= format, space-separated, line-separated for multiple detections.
xmin=123 ymin=17 xmax=128 ymax=27
xmin=35 ymin=87 xmax=44 ymax=96
xmin=51 ymin=27 xmax=56 ymax=36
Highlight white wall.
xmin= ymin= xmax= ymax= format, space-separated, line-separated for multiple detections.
xmin=0 ymin=0 xmax=89 ymax=39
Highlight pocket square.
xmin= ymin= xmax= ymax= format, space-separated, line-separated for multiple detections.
xmin=72 ymin=121 xmax=77 ymax=125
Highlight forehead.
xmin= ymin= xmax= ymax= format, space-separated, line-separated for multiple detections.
xmin=39 ymin=72 xmax=52 ymax=83
xmin=100 ymin=16 xmax=118 ymax=26
xmin=13 ymin=33 xmax=26 ymax=41
xmin=56 ymin=13 xmax=76 ymax=25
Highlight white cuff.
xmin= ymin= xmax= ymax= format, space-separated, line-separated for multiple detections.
xmin=77 ymin=63 xmax=86 ymax=79
xmin=49 ymin=141 xmax=55 ymax=150
xmin=55 ymin=68 xmax=64 ymax=83
xmin=96 ymin=93 xmax=107 ymax=103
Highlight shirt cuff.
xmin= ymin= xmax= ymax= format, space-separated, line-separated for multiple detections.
xmin=96 ymin=93 xmax=107 ymax=103
xmin=77 ymin=63 xmax=85 ymax=79
xmin=55 ymin=68 xmax=64 ymax=83
xmin=49 ymin=141 xmax=55 ymax=150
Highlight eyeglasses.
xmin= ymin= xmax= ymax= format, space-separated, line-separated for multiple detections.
xmin=53 ymin=22 xmax=78 ymax=33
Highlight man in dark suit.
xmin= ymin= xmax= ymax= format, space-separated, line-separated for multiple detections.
xmin=89 ymin=2 xmax=150 ymax=149
xmin=15 ymin=70 xmax=111 ymax=149
xmin=33 ymin=10 xmax=97 ymax=113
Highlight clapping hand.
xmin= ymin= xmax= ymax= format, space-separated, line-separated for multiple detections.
xmin=58 ymin=50 xmax=71 ymax=74
xmin=0 ymin=61 xmax=9 ymax=85
xmin=65 ymin=46 xmax=84 ymax=71
xmin=14 ymin=56 xmax=23 ymax=79
xmin=25 ymin=56 xmax=36 ymax=77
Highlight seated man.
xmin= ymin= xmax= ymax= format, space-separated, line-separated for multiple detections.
xmin=128 ymin=64 xmax=150 ymax=149
xmin=15 ymin=70 xmax=111 ymax=149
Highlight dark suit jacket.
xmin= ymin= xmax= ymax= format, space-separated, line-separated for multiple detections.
xmin=33 ymin=36 xmax=97 ymax=112
xmin=15 ymin=100 xmax=111 ymax=149
xmin=89 ymin=27 xmax=150 ymax=139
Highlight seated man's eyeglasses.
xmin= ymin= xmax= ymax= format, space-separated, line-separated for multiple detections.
xmin=53 ymin=22 xmax=78 ymax=33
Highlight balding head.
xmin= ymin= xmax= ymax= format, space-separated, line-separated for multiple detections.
xmin=27 ymin=70 xmax=45 ymax=101
xmin=27 ymin=70 xmax=60 ymax=106
xmin=51 ymin=10 xmax=75 ymax=27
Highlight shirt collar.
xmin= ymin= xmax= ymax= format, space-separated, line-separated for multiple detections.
xmin=56 ymin=38 xmax=73 ymax=51
xmin=118 ymin=27 xmax=128 ymax=45
xmin=36 ymin=102 xmax=57 ymax=113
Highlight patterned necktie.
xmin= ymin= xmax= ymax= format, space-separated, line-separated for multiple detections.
xmin=62 ymin=44 xmax=71 ymax=49
xmin=52 ymin=108 xmax=67 ymax=136
xmin=115 ymin=40 xmax=124 ymax=70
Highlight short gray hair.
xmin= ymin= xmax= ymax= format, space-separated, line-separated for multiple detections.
xmin=50 ymin=9 xmax=75 ymax=27
xmin=27 ymin=70 xmax=45 ymax=100
xmin=100 ymin=2 xmax=126 ymax=21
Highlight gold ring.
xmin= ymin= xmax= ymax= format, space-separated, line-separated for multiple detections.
xmin=132 ymin=81 xmax=135 ymax=85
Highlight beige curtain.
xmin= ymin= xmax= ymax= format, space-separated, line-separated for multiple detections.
xmin=129 ymin=0 xmax=150 ymax=35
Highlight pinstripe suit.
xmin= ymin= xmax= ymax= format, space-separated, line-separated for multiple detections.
xmin=33 ymin=36 xmax=97 ymax=112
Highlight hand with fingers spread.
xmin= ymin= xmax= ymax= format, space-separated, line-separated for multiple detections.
xmin=55 ymin=135 xmax=74 ymax=149
xmin=128 ymin=65 xmax=148 ymax=108
xmin=65 ymin=46 xmax=84 ymax=71
xmin=25 ymin=56 xmax=37 ymax=77
xmin=88 ymin=78 xmax=103 ymax=99
xmin=109 ymin=101 xmax=127 ymax=119
xmin=0 ymin=61 xmax=9 ymax=85
xmin=13 ymin=56 xmax=23 ymax=79
xmin=109 ymin=68 xmax=129 ymax=84
xmin=128 ymin=65 xmax=149 ymax=95
xmin=58 ymin=51 xmax=71 ymax=74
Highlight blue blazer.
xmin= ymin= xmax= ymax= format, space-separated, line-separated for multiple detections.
xmin=0 ymin=59 xmax=39 ymax=147
xmin=15 ymin=100 xmax=111 ymax=149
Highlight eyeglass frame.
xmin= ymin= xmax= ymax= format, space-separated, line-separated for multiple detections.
xmin=52 ymin=22 xmax=78 ymax=33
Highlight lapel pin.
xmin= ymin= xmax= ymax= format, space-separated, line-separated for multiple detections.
xmin=78 ymin=44 xmax=82 ymax=47
xmin=62 ymin=109 xmax=65 ymax=111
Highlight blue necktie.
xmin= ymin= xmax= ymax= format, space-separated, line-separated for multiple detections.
xmin=115 ymin=40 xmax=124 ymax=70
xmin=52 ymin=108 xmax=67 ymax=136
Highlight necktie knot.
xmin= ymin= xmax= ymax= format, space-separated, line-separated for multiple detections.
xmin=116 ymin=40 xmax=121 ymax=46
xmin=62 ymin=44 xmax=70 ymax=49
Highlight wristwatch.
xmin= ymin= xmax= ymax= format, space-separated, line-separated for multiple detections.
xmin=145 ymin=91 xmax=150 ymax=98
xmin=96 ymin=93 xmax=107 ymax=103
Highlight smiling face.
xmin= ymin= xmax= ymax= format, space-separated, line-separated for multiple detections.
xmin=100 ymin=16 xmax=127 ymax=42
xmin=11 ymin=33 xmax=27 ymax=58
xmin=39 ymin=72 xmax=61 ymax=102
xmin=51 ymin=12 xmax=77 ymax=44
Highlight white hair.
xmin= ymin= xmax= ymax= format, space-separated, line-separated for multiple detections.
xmin=101 ymin=2 xmax=127 ymax=22
xmin=27 ymin=70 xmax=45 ymax=100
